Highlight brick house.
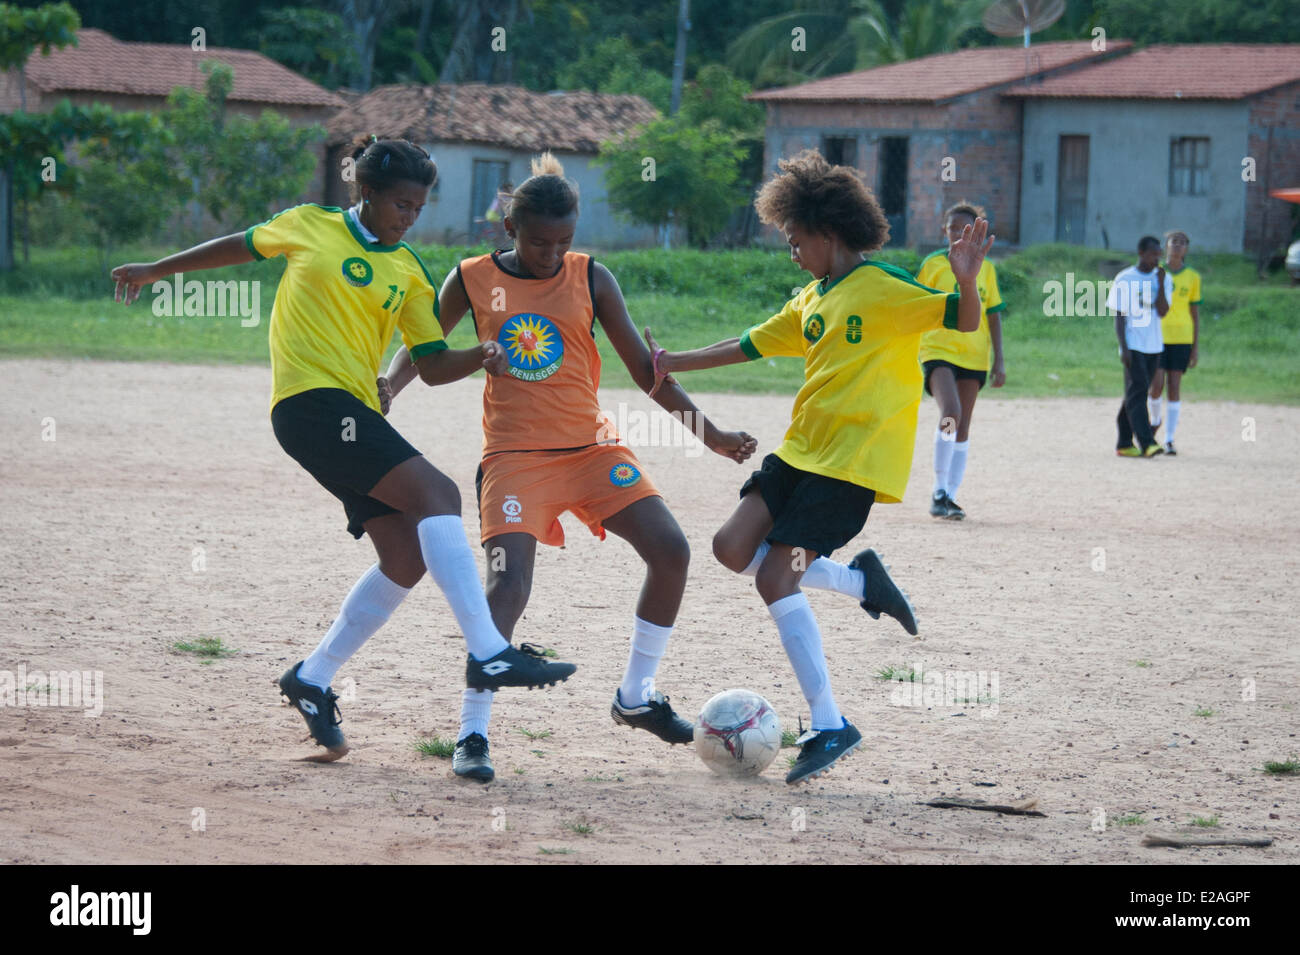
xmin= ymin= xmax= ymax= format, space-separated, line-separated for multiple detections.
xmin=751 ymin=42 xmax=1300 ymax=256
xmin=1007 ymin=45 xmax=1300 ymax=257
xmin=749 ymin=41 xmax=1130 ymax=248
xmin=324 ymin=84 xmax=663 ymax=246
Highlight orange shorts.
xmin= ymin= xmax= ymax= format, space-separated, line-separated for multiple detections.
xmin=476 ymin=444 xmax=661 ymax=546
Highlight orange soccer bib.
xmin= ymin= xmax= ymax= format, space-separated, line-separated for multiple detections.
xmin=458 ymin=251 xmax=603 ymax=455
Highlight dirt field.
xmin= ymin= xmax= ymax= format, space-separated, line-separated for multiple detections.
xmin=2 ymin=358 xmax=1297 ymax=864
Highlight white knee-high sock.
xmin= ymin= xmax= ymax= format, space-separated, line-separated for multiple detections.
xmin=299 ymin=564 xmax=410 ymax=689
xmin=458 ymin=688 xmax=494 ymax=741
xmin=619 ymin=616 xmax=673 ymax=706
xmin=769 ymin=592 xmax=841 ymax=730
xmin=740 ymin=541 xmax=864 ymax=599
xmin=1166 ymin=401 xmax=1181 ymax=441
xmin=933 ymin=428 xmax=956 ymax=495
xmin=948 ymin=440 xmax=970 ymax=497
xmin=1148 ymin=396 xmax=1163 ymax=428
xmin=415 ymin=515 xmax=509 ymax=661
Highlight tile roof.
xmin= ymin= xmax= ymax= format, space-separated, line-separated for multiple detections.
xmin=20 ymin=28 xmax=344 ymax=108
xmin=749 ymin=41 xmax=1131 ymax=104
xmin=1005 ymin=44 xmax=1300 ymax=100
xmin=326 ymin=83 xmax=660 ymax=153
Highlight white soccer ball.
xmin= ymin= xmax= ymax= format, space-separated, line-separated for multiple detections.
xmin=694 ymin=689 xmax=782 ymax=778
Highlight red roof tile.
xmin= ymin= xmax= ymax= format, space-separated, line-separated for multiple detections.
xmin=326 ymin=84 xmax=660 ymax=153
xmin=1005 ymin=44 xmax=1300 ymax=99
xmin=749 ymin=41 xmax=1131 ymax=104
xmin=21 ymin=28 xmax=343 ymax=108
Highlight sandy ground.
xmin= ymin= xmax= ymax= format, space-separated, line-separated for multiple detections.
xmin=1 ymin=357 xmax=1297 ymax=865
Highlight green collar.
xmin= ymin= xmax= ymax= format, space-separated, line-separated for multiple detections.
xmin=341 ymin=206 xmax=403 ymax=253
xmin=817 ymin=258 xmax=872 ymax=295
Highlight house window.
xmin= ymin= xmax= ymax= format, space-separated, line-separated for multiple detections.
xmin=1169 ymin=137 xmax=1209 ymax=196
xmin=471 ymin=159 xmax=511 ymax=237
xmin=822 ymin=136 xmax=857 ymax=168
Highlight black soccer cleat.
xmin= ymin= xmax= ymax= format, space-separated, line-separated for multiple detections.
xmin=1164 ymin=441 xmax=1177 ymax=456
xmin=611 ymin=688 xmax=695 ymax=745
xmin=278 ymin=661 xmax=348 ymax=760
xmin=849 ymin=548 xmax=919 ymax=636
xmin=785 ymin=719 xmax=862 ymax=785
xmin=452 ymin=733 xmax=495 ymax=783
xmin=943 ymin=495 xmax=966 ymax=521
xmin=929 ymin=490 xmax=950 ymax=518
xmin=466 ymin=643 xmax=576 ymax=690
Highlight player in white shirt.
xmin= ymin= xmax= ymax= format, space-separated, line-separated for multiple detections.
xmin=1107 ymin=236 xmax=1172 ymax=457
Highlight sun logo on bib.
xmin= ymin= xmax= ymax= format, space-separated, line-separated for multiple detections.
xmin=609 ymin=463 xmax=641 ymax=487
xmin=500 ymin=313 xmax=564 ymax=382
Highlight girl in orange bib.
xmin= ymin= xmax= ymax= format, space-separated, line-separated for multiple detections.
xmin=386 ymin=153 xmax=755 ymax=781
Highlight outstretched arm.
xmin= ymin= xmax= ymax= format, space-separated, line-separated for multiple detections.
xmin=383 ymin=267 xmax=495 ymax=404
xmin=594 ymin=263 xmax=755 ymax=463
xmin=111 ymin=233 xmax=253 ymax=304
xmin=946 ymin=218 xmax=994 ymax=333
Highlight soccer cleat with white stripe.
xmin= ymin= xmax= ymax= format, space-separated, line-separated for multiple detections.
xmin=278 ymin=661 xmax=349 ymax=761
xmin=611 ymin=688 xmax=694 ymax=744
xmin=785 ymin=719 xmax=862 ymax=785
xmin=850 ymin=548 xmax=919 ymax=635
xmin=466 ymin=643 xmax=576 ymax=690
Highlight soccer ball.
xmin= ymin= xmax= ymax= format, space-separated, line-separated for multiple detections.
xmin=694 ymin=689 xmax=782 ymax=778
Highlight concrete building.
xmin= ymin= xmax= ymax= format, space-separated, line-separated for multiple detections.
xmin=750 ymin=42 xmax=1300 ymax=256
xmin=324 ymin=84 xmax=663 ymax=247
xmin=1008 ymin=45 xmax=1300 ymax=256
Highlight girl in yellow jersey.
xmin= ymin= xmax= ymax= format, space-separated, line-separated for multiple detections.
xmin=917 ymin=202 xmax=1007 ymax=520
xmin=1147 ymin=230 xmax=1201 ymax=456
xmin=647 ymin=151 xmax=991 ymax=784
xmin=110 ymin=137 xmax=573 ymax=762
xmin=385 ymin=153 xmax=756 ymax=782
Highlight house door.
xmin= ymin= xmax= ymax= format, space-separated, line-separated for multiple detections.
xmin=471 ymin=159 xmax=511 ymax=239
xmin=1056 ymin=135 xmax=1089 ymax=244
xmin=879 ymin=137 xmax=908 ymax=246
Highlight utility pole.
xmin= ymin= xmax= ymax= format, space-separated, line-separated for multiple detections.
xmin=670 ymin=0 xmax=690 ymax=115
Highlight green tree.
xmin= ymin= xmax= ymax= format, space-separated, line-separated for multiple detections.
xmin=597 ymin=117 xmax=745 ymax=248
xmin=557 ymin=35 xmax=673 ymax=111
xmin=164 ymin=61 xmax=324 ymax=236
xmin=257 ymin=7 xmax=360 ymax=88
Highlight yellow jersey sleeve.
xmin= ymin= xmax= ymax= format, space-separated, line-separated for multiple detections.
xmin=876 ymin=262 xmax=959 ymax=336
xmin=395 ymin=248 xmax=447 ymax=360
xmin=984 ymin=260 xmax=1006 ymax=314
xmin=245 ymin=205 xmax=306 ymax=260
xmin=1190 ymin=270 xmax=1202 ymax=306
xmin=740 ymin=287 xmax=810 ymax=359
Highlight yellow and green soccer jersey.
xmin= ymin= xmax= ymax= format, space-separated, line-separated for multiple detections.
xmin=739 ymin=260 xmax=960 ymax=503
xmin=245 ymin=204 xmax=447 ymax=412
xmin=1159 ymin=264 xmax=1201 ymax=345
xmin=916 ymin=251 xmax=1004 ymax=370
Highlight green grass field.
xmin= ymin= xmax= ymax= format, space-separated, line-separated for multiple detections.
xmin=2 ymin=241 xmax=1296 ymax=403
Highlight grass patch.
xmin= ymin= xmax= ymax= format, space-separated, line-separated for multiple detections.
xmin=1132 ymin=660 xmax=1153 ymax=669
xmin=514 ymin=767 xmax=526 ymax=775
xmin=1112 ymin=812 xmax=1147 ymax=827
xmin=1193 ymin=706 xmax=1215 ymax=717
xmin=414 ymin=736 xmax=456 ymax=758
xmin=876 ymin=665 xmax=918 ymax=682
xmin=172 ymin=637 xmax=237 ymax=659
xmin=565 ymin=821 xmax=595 ymax=835
xmin=7 ymin=242 xmax=1298 ymax=404
xmin=780 ymin=729 xmax=799 ymax=748
xmin=517 ymin=727 xmax=553 ymax=741
xmin=1190 ymin=815 xmax=1221 ymax=828
xmin=583 ymin=774 xmax=623 ymax=782
xmin=1263 ymin=758 xmax=1300 ymax=775
xmin=538 ymin=846 xmax=575 ymax=855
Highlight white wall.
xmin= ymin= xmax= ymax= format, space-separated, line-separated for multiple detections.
xmin=409 ymin=142 xmax=663 ymax=248
xmin=1020 ymin=99 xmax=1250 ymax=252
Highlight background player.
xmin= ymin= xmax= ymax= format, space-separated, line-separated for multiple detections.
xmin=110 ymin=137 xmax=574 ymax=762
xmin=1147 ymin=230 xmax=1201 ymax=455
xmin=385 ymin=153 xmax=756 ymax=782
xmin=1109 ymin=236 xmax=1172 ymax=457
xmin=916 ymin=201 xmax=1007 ymax=520
xmin=645 ymin=150 xmax=992 ymax=784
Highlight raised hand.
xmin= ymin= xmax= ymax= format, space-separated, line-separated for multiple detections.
xmin=948 ymin=217 xmax=994 ymax=286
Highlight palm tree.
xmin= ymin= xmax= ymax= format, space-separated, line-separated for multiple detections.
xmin=727 ymin=0 xmax=986 ymax=88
